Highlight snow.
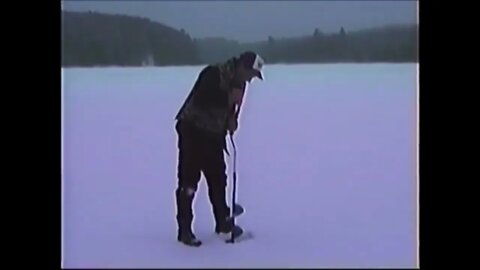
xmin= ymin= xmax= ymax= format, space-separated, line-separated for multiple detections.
xmin=62 ymin=64 xmax=418 ymax=268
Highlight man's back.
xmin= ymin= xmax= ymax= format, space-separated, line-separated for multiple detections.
xmin=175 ymin=63 xmax=239 ymax=135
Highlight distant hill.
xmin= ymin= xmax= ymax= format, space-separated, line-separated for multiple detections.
xmin=62 ymin=11 xmax=200 ymax=67
xmin=62 ymin=11 xmax=417 ymax=67
xmin=186 ymin=24 xmax=417 ymax=64
xmin=193 ymin=37 xmax=245 ymax=64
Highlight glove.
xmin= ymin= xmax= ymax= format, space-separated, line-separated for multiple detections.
xmin=227 ymin=117 xmax=238 ymax=135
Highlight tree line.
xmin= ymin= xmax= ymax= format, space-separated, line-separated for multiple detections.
xmin=62 ymin=11 xmax=417 ymax=67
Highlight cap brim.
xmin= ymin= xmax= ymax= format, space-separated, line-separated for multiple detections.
xmin=255 ymin=70 xmax=263 ymax=80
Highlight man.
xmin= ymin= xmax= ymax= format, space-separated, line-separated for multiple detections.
xmin=174 ymin=51 xmax=264 ymax=247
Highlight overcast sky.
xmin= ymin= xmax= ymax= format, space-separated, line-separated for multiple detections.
xmin=63 ymin=1 xmax=418 ymax=42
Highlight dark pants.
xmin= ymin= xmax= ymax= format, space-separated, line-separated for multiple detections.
xmin=175 ymin=120 xmax=230 ymax=234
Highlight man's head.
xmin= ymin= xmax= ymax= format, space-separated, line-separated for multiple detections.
xmin=236 ymin=51 xmax=264 ymax=83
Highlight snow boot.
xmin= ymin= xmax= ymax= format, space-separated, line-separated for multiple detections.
xmin=177 ymin=230 xmax=202 ymax=247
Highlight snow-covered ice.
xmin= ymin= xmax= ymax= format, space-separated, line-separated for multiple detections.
xmin=62 ymin=64 xmax=418 ymax=268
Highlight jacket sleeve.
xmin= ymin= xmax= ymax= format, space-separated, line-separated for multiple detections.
xmin=231 ymin=77 xmax=245 ymax=90
xmin=193 ymin=66 xmax=224 ymax=109
xmin=228 ymin=82 xmax=246 ymax=120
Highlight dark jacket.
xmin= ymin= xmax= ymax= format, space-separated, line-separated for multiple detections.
xmin=175 ymin=58 xmax=245 ymax=136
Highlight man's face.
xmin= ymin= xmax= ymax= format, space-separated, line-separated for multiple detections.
xmin=237 ymin=65 xmax=257 ymax=83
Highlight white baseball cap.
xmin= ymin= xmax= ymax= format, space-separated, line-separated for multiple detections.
xmin=239 ymin=51 xmax=264 ymax=80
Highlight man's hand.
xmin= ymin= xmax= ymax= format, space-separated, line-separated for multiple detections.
xmin=227 ymin=87 xmax=244 ymax=135
xmin=228 ymin=117 xmax=238 ymax=135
